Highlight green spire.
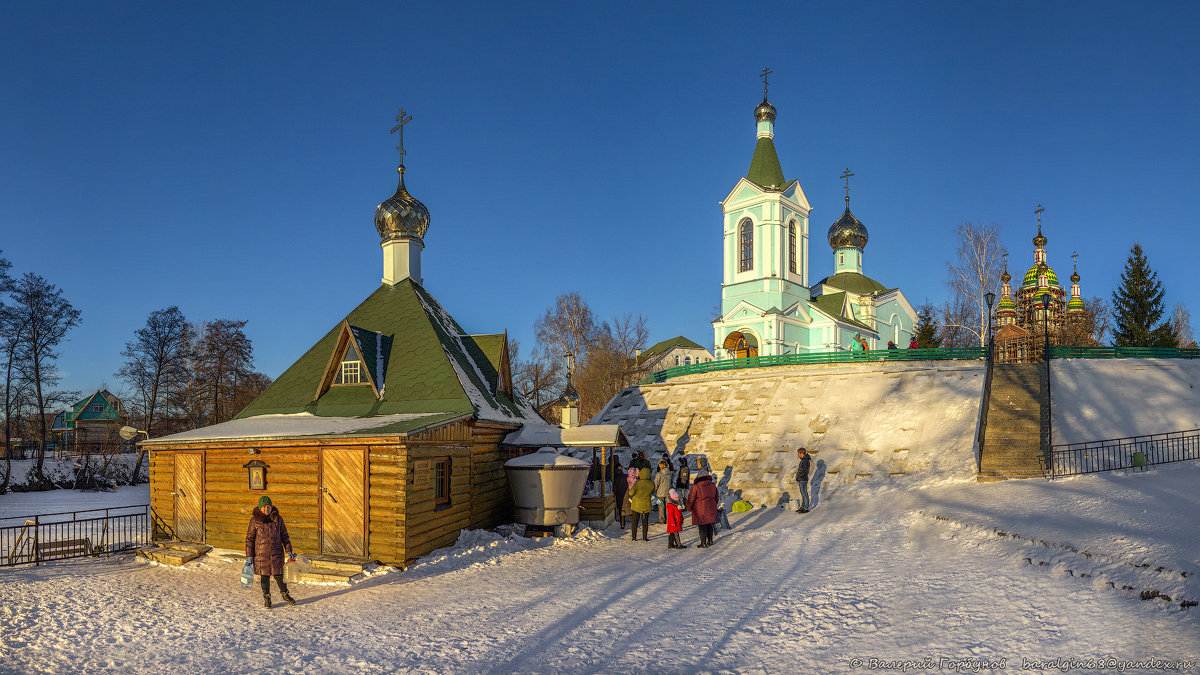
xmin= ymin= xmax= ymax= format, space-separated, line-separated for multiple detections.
xmin=747 ymin=136 xmax=785 ymax=189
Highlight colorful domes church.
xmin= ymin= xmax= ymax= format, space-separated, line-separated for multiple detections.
xmin=993 ymin=205 xmax=1088 ymax=362
xmin=713 ymin=76 xmax=916 ymax=358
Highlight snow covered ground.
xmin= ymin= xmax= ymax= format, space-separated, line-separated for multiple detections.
xmin=2 ymin=465 xmax=1198 ymax=674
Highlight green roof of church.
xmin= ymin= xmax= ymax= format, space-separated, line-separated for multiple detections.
xmin=809 ymin=293 xmax=875 ymax=333
xmin=815 ymin=272 xmax=891 ymax=296
xmin=747 ymin=137 xmax=786 ymax=189
xmin=235 ymin=280 xmax=531 ymax=433
xmin=637 ymin=336 xmax=705 ymax=364
xmin=1021 ymin=264 xmax=1062 ymax=289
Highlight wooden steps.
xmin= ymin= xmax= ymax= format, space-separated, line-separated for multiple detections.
xmin=285 ymin=553 xmax=377 ymax=585
xmin=978 ymin=364 xmax=1050 ymax=481
xmin=137 ymin=540 xmax=213 ymax=566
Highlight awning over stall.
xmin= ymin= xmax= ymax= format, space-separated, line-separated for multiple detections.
xmin=502 ymin=423 xmax=630 ymax=448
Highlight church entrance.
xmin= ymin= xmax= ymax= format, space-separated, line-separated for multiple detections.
xmin=723 ymin=331 xmax=759 ymax=359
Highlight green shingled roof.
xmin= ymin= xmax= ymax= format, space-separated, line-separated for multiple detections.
xmin=747 ymin=137 xmax=786 ymax=189
xmin=815 ymin=272 xmax=891 ymax=296
xmin=636 ymin=336 xmax=705 ymax=365
xmin=236 ymin=280 xmax=528 ymax=428
xmin=810 ymin=293 xmax=876 ymax=333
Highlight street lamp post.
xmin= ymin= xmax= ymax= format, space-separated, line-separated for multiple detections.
xmin=1041 ymin=293 xmax=1053 ymax=454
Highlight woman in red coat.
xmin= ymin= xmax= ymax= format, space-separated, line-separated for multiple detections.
xmin=685 ymin=473 xmax=720 ymax=548
xmin=245 ymin=496 xmax=295 ymax=608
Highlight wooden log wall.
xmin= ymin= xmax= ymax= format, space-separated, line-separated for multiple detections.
xmin=401 ymin=420 xmax=474 ymax=564
xmin=148 ymin=452 xmax=175 ymax=539
xmin=468 ymin=423 xmax=520 ymax=530
xmin=368 ymin=443 xmax=404 ymax=564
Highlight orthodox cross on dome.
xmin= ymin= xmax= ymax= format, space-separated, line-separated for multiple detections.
xmin=390 ymin=108 xmax=413 ymax=169
xmin=840 ymin=167 xmax=855 ymax=204
xmin=1072 ymin=250 xmax=1079 ymax=271
xmin=760 ymin=66 xmax=773 ymax=97
xmin=1035 ymin=203 xmax=1045 ymax=230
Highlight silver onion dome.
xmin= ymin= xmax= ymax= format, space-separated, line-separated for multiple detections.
xmin=827 ymin=205 xmax=868 ymax=249
xmin=374 ymin=168 xmax=430 ymax=241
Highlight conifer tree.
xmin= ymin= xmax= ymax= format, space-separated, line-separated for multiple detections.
xmin=914 ymin=304 xmax=942 ymax=348
xmin=1111 ymin=243 xmax=1174 ymax=347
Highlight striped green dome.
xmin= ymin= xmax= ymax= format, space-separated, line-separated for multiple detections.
xmin=997 ymin=294 xmax=1016 ymax=310
xmin=1021 ymin=263 xmax=1061 ymax=289
xmin=1067 ymin=295 xmax=1085 ymax=311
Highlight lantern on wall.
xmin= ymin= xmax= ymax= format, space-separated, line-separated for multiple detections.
xmin=242 ymin=459 xmax=269 ymax=490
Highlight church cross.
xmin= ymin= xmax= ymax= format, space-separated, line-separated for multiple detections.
xmin=760 ymin=67 xmax=773 ymax=97
xmin=1035 ymin=203 xmax=1045 ymax=229
xmin=1072 ymin=250 xmax=1079 ymax=271
xmin=390 ymin=108 xmax=413 ymax=167
xmin=840 ymin=168 xmax=855 ymax=202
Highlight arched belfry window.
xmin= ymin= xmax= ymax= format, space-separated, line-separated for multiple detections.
xmin=739 ymin=220 xmax=753 ymax=272
xmin=788 ymin=222 xmax=797 ymax=274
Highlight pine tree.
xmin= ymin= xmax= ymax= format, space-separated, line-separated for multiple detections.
xmin=1111 ymin=243 xmax=1174 ymax=347
xmin=914 ymin=304 xmax=942 ymax=348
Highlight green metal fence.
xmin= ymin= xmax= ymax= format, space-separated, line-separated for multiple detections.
xmin=1048 ymin=346 xmax=1200 ymax=360
xmin=641 ymin=347 xmax=987 ymax=384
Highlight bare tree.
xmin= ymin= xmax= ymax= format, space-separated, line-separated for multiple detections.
xmin=1061 ymin=296 xmax=1113 ymax=347
xmin=514 ymin=349 xmax=564 ymax=411
xmin=8 ymin=273 xmax=81 ymax=478
xmin=193 ymin=319 xmax=257 ymax=425
xmin=938 ymin=299 xmax=974 ymax=348
xmin=574 ymin=314 xmax=650 ymax=422
xmin=116 ymin=306 xmax=191 ymax=483
xmin=535 ymin=292 xmax=599 ymax=374
xmin=1171 ymin=303 xmax=1197 ymax=348
xmin=0 ymin=249 xmax=20 ymax=490
xmin=945 ymin=222 xmax=1006 ymax=347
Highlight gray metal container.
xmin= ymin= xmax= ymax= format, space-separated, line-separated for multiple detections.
xmin=504 ymin=447 xmax=590 ymax=526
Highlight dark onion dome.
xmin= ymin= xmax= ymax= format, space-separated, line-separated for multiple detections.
xmin=1033 ymin=226 xmax=1047 ymax=249
xmin=1000 ymin=269 xmax=1011 ymax=284
xmin=1070 ymin=270 xmax=1081 ymax=284
xmin=754 ymin=97 xmax=776 ymax=123
xmin=374 ymin=168 xmax=430 ymax=241
xmin=561 ymin=381 xmax=580 ymax=406
xmin=827 ymin=205 xmax=868 ymax=249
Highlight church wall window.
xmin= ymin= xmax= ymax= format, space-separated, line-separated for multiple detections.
xmin=739 ymin=220 xmax=753 ymax=272
xmin=788 ymin=223 xmax=797 ymax=274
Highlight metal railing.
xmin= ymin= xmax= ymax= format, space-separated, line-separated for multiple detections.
xmin=1049 ymin=346 xmax=1200 ymax=359
xmin=641 ymin=347 xmax=987 ymax=384
xmin=1049 ymin=429 xmax=1200 ymax=477
xmin=0 ymin=504 xmax=150 ymax=567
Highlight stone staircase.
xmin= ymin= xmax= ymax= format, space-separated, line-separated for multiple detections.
xmin=285 ymin=554 xmax=374 ymax=585
xmin=978 ymin=364 xmax=1050 ymax=481
xmin=137 ymin=540 xmax=212 ymax=566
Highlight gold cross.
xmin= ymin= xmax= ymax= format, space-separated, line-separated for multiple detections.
xmin=1072 ymin=250 xmax=1079 ymax=271
xmin=760 ymin=67 xmax=773 ymax=96
xmin=390 ymin=108 xmax=412 ymax=166
xmin=840 ymin=168 xmax=855 ymax=201
xmin=1035 ymin=203 xmax=1045 ymax=228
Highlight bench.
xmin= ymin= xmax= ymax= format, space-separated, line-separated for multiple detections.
xmin=36 ymin=538 xmax=93 ymax=559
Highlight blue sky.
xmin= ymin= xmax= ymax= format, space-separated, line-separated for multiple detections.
xmin=3 ymin=2 xmax=1199 ymax=398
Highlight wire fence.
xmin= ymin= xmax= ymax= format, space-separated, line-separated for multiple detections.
xmin=1049 ymin=429 xmax=1200 ymax=477
xmin=0 ymin=504 xmax=150 ymax=567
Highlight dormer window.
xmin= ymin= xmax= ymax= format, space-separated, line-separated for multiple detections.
xmin=334 ymin=345 xmax=365 ymax=385
xmin=91 ymin=402 xmax=105 ymax=413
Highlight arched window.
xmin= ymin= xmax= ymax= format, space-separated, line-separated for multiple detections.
xmin=684 ymin=356 xmax=691 ymax=365
xmin=739 ymin=220 xmax=753 ymax=272
xmin=788 ymin=222 xmax=797 ymax=274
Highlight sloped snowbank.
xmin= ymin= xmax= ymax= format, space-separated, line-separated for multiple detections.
xmin=1052 ymin=359 xmax=1200 ymax=444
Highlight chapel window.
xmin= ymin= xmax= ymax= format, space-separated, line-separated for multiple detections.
xmin=788 ymin=223 xmax=797 ymax=274
xmin=434 ymin=457 xmax=451 ymax=507
xmin=334 ymin=344 xmax=364 ymax=385
xmin=739 ymin=220 xmax=753 ymax=272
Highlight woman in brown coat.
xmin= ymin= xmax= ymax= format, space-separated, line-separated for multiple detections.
xmin=245 ymin=496 xmax=295 ymax=608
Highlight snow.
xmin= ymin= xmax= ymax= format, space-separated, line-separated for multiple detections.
xmin=0 ymin=484 xmax=148 ymax=521
xmin=144 ymin=411 xmax=448 ymax=443
xmin=1052 ymin=359 xmax=1200 ymax=444
xmin=3 ymin=462 xmax=1198 ymax=672
xmin=504 ymin=447 xmax=590 ymax=468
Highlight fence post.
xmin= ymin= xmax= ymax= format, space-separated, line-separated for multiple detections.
xmin=33 ymin=515 xmax=40 ymax=567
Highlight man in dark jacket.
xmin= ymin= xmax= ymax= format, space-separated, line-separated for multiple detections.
xmin=674 ymin=459 xmax=691 ymax=504
xmin=685 ymin=473 xmax=720 ymax=548
xmin=245 ymin=496 xmax=295 ymax=608
xmin=795 ymin=447 xmax=812 ymax=513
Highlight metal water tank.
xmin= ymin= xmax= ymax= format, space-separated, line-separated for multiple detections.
xmin=504 ymin=447 xmax=590 ymax=526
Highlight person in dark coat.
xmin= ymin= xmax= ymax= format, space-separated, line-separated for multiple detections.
xmin=674 ymin=459 xmax=691 ymax=505
xmin=685 ymin=473 xmax=720 ymax=548
xmin=631 ymin=452 xmax=652 ymax=471
xmin=653 ymin=459 xmax=673 ymax=524
xmin=245 ymin=496 xmax=295 ymax=608
xmin=887 ymin=341 xmax=897 ymax=350
xmin=795 ymin=447 xmax=812 ymax=513
xmin=610 ymin=456 xmax=627 ymax=529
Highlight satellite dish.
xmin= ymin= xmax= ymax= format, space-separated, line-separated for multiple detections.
xmin=119 ymin=426 xmax=139 ymax=441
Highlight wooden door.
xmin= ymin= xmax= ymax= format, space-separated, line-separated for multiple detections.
xmin=174 ymin=453 xmax=204 ymax=542
xmin=319 ymin=447 xmax=366 ymax=557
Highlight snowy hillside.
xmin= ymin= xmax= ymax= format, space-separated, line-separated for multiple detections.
xmin=3 ymin=463 xmax=1197 ymax=673
xmin=1052 ymin=359 xmax=1200 ymax=444
xmin=593 ymin=361 xmax=985 ymax=505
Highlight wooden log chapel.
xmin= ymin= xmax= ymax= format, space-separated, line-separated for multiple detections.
xmin=143 ymin=118 xmax=543 ymax=566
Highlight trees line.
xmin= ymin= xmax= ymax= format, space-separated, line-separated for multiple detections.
xmin=0 ymin=249 xmax=269 ymax=489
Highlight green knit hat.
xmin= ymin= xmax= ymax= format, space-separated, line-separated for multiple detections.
xmin=257 ymin=496 xmax=273 ymax=508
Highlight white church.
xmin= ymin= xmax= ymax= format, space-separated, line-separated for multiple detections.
xmin=712 ymin=86 xmax=917 ymax=359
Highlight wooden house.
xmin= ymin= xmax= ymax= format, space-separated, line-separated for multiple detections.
xmin=51 ymin=390 xmax=125 ymax=457
xmin=143 ymin=138 xmax=542 ymax=566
